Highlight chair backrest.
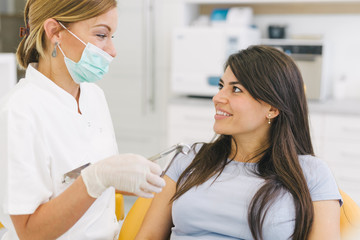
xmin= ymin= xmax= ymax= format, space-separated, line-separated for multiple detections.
xmin=118 ymin=190 xmax=360 ymax=240
xmin=115 ymin=193 xmax=125 ymax=221
xmin=118 ymin=197 xmax=153 ymax=240
xmin=340 ymin=190 xmax=360 ymax=238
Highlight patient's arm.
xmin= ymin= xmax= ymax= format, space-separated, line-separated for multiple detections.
xmin=308 ymin=200 xmax=340 ymax=240
xmin=135 ymin=175 xmax=176 ymax=240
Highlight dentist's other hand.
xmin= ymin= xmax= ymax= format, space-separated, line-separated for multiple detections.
xmin=81 ymin=154 xmax=166 ymax=198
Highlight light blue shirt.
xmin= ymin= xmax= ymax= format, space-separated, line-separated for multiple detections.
xmin=166 ymin=145 xmax=342 ymax=240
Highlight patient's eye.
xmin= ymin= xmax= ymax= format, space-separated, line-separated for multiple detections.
xmin=218 ymin=83 xmax=223 ymax=90
xmin=233 ymin=86 xmax=242 ymax=93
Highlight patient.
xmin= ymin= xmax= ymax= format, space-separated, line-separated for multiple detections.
xmin=136 ymin=46 xmax=342 ymax=240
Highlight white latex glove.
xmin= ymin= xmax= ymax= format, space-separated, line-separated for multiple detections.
xmin=81 ymin=154 xmax=166 ymax=198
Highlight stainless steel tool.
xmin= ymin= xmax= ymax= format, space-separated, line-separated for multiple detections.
xmin=62 ymin=162 xmax=91 ymax=184
xmin=148 ymin=143 xmax=191 ymax=177
xmin=61 ymin=143 xmax=191 ymax=183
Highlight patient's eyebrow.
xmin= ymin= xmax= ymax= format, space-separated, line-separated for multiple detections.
xmin=219 ymin=79 xmax=241 ymax=85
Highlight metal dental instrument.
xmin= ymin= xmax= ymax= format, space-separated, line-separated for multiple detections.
xmin=61 ymin=143 xmax=191 ymax=184
xmin=148 ymin=143 xmax=191 ymax=177
xmin=62 ymin=162 xmax=91 ymax=184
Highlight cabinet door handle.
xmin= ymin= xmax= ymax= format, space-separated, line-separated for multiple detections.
xmin=341 ymin=126 xmax=360 ymax=133
xmin=339 ymin=151 xmax=360 ymax=160
xmin=142 ymin=0 xmax=156 ymax=115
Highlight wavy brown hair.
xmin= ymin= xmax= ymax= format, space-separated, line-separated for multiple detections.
xmin=172 ymin=45 xmax=314 ymax=240
xmin=16 ymin=0 xmax=117 ymax=69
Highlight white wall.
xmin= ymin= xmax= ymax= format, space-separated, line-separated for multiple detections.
xmin=98 ymin=0 xmax=174 ymax=157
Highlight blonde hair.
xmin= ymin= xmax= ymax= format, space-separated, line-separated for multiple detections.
xmin=16 ymin=0 xmax=117 ymax=69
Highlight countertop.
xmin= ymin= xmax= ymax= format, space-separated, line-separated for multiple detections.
xmin=169 ymin=96 xmax=360 ymax=116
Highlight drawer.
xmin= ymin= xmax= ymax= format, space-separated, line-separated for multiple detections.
xmin=169 ymin=105 xmax=214 ymax=125
xmin=322 ymin=140 xmax=360 ymax=166
xmin=168 ymin=127 xmax=215 ymax=145
xmin=309 ymin=113 xmax=326 ymax=138
xmin=323 ymin=114 xmax=360 ymax=140
xmin=332 ymin=167 xmax=360 ymax=182
xmin=312 ymin=138 xmax=324 ymax=158
xmin=329 ymin=168 xmax=360 ymax=204
xmin=336 ymin=180 xmax=360 ymax=206
xmin=340 ymin=189 xmax=360 ymax=206
xmin=169 ymin=121 xmax=214 ymax=132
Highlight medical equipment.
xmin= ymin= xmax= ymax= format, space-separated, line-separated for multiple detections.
xmin=148 ymin=143 xmax=191 ymax=177
xmin=62 ymin=143 xmax=191 ymax=184
xmin=62 ymin=162 xmax=91 ymax=183
xmin=171 ymin=27 xmax=260 ymax=97
xmin=261 ymin=38 xmax=328 ymax=100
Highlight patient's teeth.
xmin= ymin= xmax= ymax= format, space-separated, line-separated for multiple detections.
xmin=216 ymin=110 xmax=231 ymax=116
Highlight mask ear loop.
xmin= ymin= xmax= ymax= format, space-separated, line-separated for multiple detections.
xmin=57 ymin=43 xmax=65 ymax=57
xmin=58 ymin=21 xmax=87 ymax=46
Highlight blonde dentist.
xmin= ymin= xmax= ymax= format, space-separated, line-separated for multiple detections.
xmin=0 ymin=0 xmax=165 ymax=239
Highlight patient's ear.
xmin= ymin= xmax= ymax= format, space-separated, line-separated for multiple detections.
xmin=267 ymin=106 xmax=279 ymax=121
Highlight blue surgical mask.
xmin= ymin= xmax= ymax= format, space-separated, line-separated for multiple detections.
xmin=57 ymin=22 xmax=113 ymax=84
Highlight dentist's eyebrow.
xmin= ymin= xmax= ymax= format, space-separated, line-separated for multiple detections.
xmin=93 ymin=24 xmax=111 ymax=32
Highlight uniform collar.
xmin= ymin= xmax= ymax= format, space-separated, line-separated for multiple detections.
xmin=26 ymin=63 xmax=84 ymax=114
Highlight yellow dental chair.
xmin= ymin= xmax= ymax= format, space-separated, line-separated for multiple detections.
xmin=115 ymin=193 xmax=125 ymax=221
xmin=118 ymin=190 xmax=360 ymax=240
xmin=340 ymin=190 xmax=360 ymax=238
xmin=118 ymin=197 xmax=153 ymax=240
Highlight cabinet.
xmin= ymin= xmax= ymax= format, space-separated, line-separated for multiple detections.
xmin=311 ymin=114 xmax=360 ymax=204
xmin=168 ymin=99 xmax=215 ymax=144
xmin=168 ymin=98 xmax=360 ymax=205
xmin=175 ymin=0 xmax=360 ymax=27
xmin=0 ymin=0 xmax=27 ymax=81
xmin=0 ymin=0 xmax=24 ymax=15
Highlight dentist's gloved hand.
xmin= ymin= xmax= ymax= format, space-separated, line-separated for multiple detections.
xmin=81 ymin=154 xmax=166 ymax=198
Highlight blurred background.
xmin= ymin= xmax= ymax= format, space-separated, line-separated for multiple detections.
xmin=1 ymin=0 xmax=360 ymax=216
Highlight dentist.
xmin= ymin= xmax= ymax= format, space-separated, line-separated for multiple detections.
xmin=0 ymin=0 xmax=165 ymax=239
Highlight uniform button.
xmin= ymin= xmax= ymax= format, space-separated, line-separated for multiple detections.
xmin=87 ymin=121 xmax=91 ymax=127
xmin=63 ymin=176 xmax=72 ymax=184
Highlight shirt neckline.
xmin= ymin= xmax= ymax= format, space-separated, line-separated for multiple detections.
xmin=26 ymin=63 xmax=84 ymax=115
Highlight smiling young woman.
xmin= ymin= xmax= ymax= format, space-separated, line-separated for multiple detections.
xmin=135 ymin=45 xmax=342 ymax=240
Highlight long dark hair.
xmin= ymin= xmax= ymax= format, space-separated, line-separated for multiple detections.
xmin=171 ymin=45 xmax=314 ymax=239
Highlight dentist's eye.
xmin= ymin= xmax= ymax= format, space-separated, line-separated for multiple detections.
xmin=96 ymin=34 xmax=107 ymax=39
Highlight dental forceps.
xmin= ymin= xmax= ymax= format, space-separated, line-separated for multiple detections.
xmin=148 ymin=143 xmax=191 ymax=177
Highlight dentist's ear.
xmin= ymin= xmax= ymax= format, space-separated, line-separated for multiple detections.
xmin=43 ymin=18 xmax=62 ymax=45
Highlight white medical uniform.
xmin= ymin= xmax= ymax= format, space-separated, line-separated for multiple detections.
xmin=0 ymin=63 xmax=120 ymax=239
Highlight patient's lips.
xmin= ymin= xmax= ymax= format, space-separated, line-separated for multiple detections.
xmin=215 ymin=109 xmax=232 ymax=120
